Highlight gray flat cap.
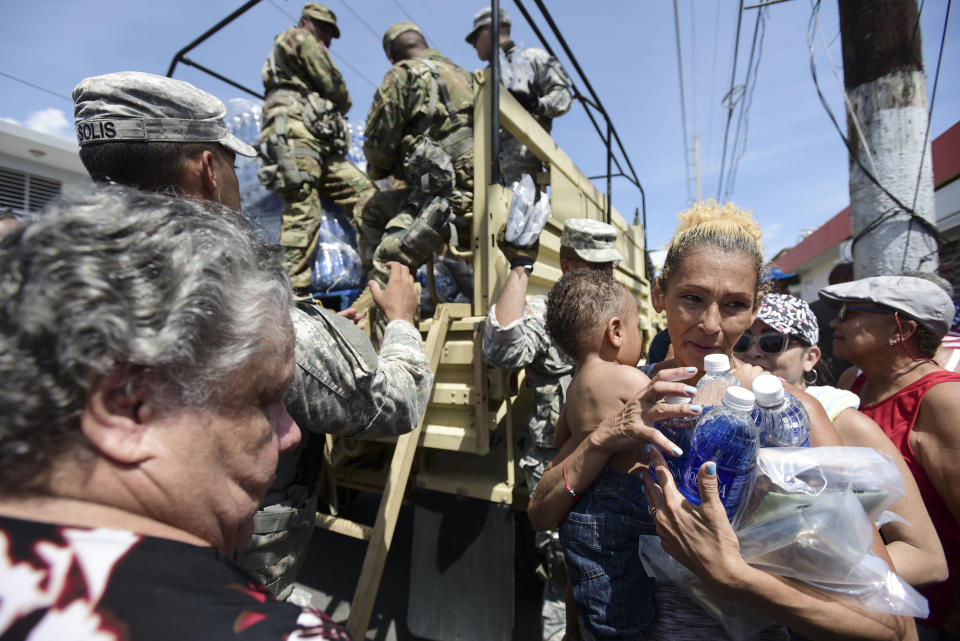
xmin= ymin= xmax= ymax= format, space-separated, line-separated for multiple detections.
xmin=560 ymin=218 xmax=623 ymax=263
xmin=72 ymin=71 xmax=256 ymax=157
xmin=819 ymin=275 xmax=955 ymax=339
xmin=466 ymin=6 xmax=510 ymax=44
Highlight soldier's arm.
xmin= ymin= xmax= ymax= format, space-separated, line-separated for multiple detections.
xmin=482 ymin=292 xmax=551 ymax=370
xmin=363 ymin=67 xmax=410 ymax=180
xmin=527 ymin=49 xmax=573 ymax=119
xmin=297 ymin=32 xmax=352 ymax=113
xmin=283 ymin=305 xmax=432 ymax=439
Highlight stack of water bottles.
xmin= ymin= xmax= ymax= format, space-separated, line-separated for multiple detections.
xmin=642 ymin=359 xmax=927 ymax=639
xmin=311 ymin=205 xmax=365 ymax=294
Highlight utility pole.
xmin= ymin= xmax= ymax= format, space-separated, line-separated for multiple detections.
xmin=838 ymin=0 xmax=938 ymax=277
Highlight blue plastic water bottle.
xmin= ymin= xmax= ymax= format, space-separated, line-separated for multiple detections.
xmin=680 ymin=386 xmax=759 ymax=518
xmin=653 ymin=396 xmax=697 ymax=484
xmin=751 ymin=374 xmax=811 ymax=447
xmin=693 ymin=353 xmax=739 ymax=414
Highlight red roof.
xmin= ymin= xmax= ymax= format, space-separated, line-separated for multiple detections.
xmin=773 ymin=120 xmax=960 ymax=273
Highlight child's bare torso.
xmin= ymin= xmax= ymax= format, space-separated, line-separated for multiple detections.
xmin=563 ymin=359 xmax=650 ymax=475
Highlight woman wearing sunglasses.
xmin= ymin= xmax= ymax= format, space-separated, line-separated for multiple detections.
xmin=817 ymin=276 xmax=960 ymax=638
xmin=736 ymin=293 xmax=946 ymax=589
xmin=529 ymin=202 xmax=914 ymax=641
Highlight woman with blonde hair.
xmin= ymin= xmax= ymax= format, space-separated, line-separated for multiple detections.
xmin=529 ymin=201 xmax=915 ymax=640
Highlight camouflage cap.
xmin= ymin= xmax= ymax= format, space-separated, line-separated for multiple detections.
xmin=301 ymin=3 xmax=340 ymax=38
xmin=465 ymin=6 xmax=511 ymax=44
xmin=382 ymin=21 xmax=423 ymax=58
xmin=72 ymin=71 xmax=256 ymax=157
xmin=560 ymin=218 xmax=623 ymax=263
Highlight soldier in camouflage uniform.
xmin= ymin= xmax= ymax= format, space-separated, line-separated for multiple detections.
xmin=259 ymin=3 xmax=378 ymax=291
xmin=466 ymin=6 xmax=573 ymax=185
xmin=360 ymin=22 xmax=475 ymax=286
xmin=482 ymin=218 xmax=622 ymax=641
xmin=72 ymin=72 xmax=434 ymax=601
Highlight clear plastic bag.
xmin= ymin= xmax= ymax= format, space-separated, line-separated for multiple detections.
xmin=515 ymin=191 xmax=550 ymax=247
xmin=505 ymin=174 xmax=536 ymax=244
xmin=639 ymin=446 xmax=927 ymax=640
xmin=733 ymin=446 xmax=905 ymax=529
xmin=499 ymin=48 xmax=535 ymax=94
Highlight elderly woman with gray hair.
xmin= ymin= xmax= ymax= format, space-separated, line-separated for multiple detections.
xmin=0 ymin=185 xmax=350 ymax=640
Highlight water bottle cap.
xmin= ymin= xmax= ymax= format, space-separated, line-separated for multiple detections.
xmin=752 ymin=374 xmax=785 ymax=407
xmin=663 ymin=396 xmax=692 ymax=405
xmin=722 ymin=385 xmax=756 ymax=412
xmin=703 ymin=353 xmax=731 ymax=373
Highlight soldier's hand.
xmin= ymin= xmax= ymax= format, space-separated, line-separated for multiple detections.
xmin=496 ymin=223 xmax=539 ymax=271
xmin=337 ymin=307 xmax=366 ymax=330
xmin=370 ymin=261 xmax=418 ymax=324
xmin=508 ymin=84 xmax=540 ymax=115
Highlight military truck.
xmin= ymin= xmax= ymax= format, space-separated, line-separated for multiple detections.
xmin=167 ymin=7 xmax=655 ymax=639
xmin=314 ymin=69 xmax=655 ymax=640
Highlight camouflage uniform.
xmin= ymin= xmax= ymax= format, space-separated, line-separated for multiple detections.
xmin=259 ymin=15 xmax=377 ymax=289
xmin=238 ymin=301 xmax=433 ymax=599
xmin=482 ymin=295 xmax=571 ymax=641
xmin=482 ymin=218 xmax=622 ymax=641
xmin=362 ymin=45 xmax=474 ymax=286
xmin=499 ymin=39 xmax=573 ymax=185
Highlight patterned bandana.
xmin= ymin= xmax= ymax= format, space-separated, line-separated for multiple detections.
xmin=757 ymin=293 xmax=819 ymax=346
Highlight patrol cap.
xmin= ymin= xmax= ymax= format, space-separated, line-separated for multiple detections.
xmin=72 ymin=71 xmax=256 ymax=157
xmin=819 ymin=275 xmax=955 ymax=339
xmin=466 ymin=6 xmax=511 ymax=44
xmin=560 ymin=218 xmax=623 ymax=264
xmin=382 ymin=21 xmax=423 ymax=58
xmin=301 ymin=3 xmax=340 ymax=38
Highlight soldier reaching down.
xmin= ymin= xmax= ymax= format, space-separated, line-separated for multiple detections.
xmin=259 ymin=3 xmax=377 ymax=292
xmin=360 ymin=22 xmax=475 ymax=287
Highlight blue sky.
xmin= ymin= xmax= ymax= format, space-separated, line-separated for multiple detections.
xmin=1 ymin=0 xmax=957 ymax=261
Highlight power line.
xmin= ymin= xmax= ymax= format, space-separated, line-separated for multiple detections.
xmin=723 ymin=5 xmax=767 ymax=200
xmin=0 ymin=71 xmax=70 ymax=102
xmin=334 ymin=0 xmax=381 ymax=41
xmin=905 ymin=0 xmax=951 ymax=268
xmin=672 ymin=0 xmax=693 ymax=202
xmin=716 ymin=0 xmax=745 ymax=200
xmin=390 ymin=0 xmax=435 ymax=47
xmin=910 ymin=0 xmax=951 ymax=212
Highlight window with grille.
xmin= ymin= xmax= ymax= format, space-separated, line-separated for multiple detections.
xmin=0 ymin=167 xmax=61 ymax=213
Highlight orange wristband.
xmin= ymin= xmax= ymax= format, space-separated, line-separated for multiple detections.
xmin=562 ymin=458 xmax=580 ymax=502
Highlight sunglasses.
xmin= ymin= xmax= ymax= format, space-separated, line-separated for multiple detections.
xmin=733 ymin=332 xmax=790 ymax=354
xmin=837 ymin=304 xmax=897 ymax=322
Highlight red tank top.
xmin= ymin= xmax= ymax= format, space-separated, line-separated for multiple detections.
xmin=853 ymin=370 xmax=960 ymax=626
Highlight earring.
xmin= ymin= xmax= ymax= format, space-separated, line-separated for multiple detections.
xmin=803 ymin=369 xmax=818 ymax=385
xmin=889 ymin=339 xmax=897 ymax=345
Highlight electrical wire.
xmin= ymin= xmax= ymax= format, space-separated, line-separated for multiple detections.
xmin=716 ymin=0 xmax=745 ymax=200
xmin=704 ymin=1 xmax=721 ymax=178
xmin=0 ymin=71 xmax=70 ymax=102
xmin=806 ymin=0 xmax=944 ymax=254
xmin=334 ymin=0 xmax=381 ymax=41
xmin=904 ymin=0 xmax=951 ymax=269
xmin=811 ymin=0 xmax=878 ymax=176
xmin=390 ymin=0 xmax=435 ymax=47
xmin=673 ymin=0 xmax=693 ymax=202
xmin=910 ymin=0 xmax=951 ymax=212
xmin=723 ymin=5 xmax=767 ymax=200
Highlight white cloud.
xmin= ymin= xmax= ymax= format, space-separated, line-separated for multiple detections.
xmin=3 ymin=108 xmax=74 ymax=140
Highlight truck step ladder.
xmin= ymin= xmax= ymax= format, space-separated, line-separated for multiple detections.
xmin=315 ymin=302 xmax=454 ymax=639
